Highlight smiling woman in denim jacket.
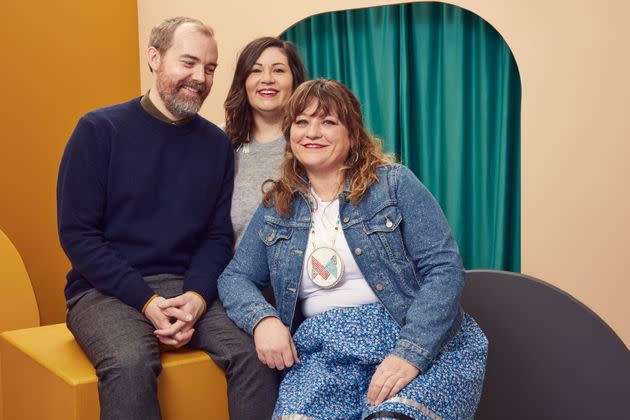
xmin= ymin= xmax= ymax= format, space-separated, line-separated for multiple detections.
xmin=218 ymin=79 xmax=488 ymax=420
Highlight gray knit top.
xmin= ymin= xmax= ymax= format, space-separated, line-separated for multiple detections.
xmin=231 ymin=136 xmax=286 ymax=248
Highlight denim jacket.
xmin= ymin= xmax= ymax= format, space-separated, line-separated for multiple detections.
xmin=218 ymin=163 xmax=464 ymax=371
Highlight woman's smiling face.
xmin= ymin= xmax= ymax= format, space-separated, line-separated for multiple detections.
xmin=290 ymin=99 xmax=351 ymax=177
xmin=245 ymin=47 xmax=294 ymax=117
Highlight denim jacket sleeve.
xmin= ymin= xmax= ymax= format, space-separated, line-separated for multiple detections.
xmin=217 ymin=204 xmax=280 ymax=335
xmin=389 ymin=165 xmax=464 ymax=372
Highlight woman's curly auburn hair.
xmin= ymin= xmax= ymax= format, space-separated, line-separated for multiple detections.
xmin=262 ymin=79 xmax=393 ymax=216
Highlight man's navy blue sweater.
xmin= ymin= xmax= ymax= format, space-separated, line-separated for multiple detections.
xmin=57 ymin=98 xmax=234 ymax=311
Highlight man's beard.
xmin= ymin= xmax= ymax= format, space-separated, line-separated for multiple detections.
xmin=155 ymin=71 xmax=209 ymax=119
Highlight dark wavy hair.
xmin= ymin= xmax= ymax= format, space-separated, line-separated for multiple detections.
xmin=262 ymin=79 xmax=393 ymax=217
xmin=224 ymin=37 xmax=307 ymax=149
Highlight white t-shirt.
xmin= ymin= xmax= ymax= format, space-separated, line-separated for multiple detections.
xmin=299 ymin=192 xmax=379 ymax=318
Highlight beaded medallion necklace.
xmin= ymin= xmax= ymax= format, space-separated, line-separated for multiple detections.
xmin=306 ymin=185 xmax=345 ymax=289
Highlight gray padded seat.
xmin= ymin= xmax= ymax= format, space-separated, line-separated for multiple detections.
xmin=462 ymin=270 xmax=630 ymax=420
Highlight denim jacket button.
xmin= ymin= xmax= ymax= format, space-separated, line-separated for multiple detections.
xmin=385 ymin=217 xmax=393 ymax=228
xmin=343 ymin=216 xmax=350 ymax=223
xmin=267 ymin=232 xmax=275 ymax=241
xmin=375 ymin=283 xmax=384 ymax=291
xmin=354 ymin=248 xmax=362 ymax=256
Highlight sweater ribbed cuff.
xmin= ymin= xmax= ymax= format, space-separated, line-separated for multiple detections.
xmin=187 ymin=291 xmax=207 ymax=313
xmin=141 ymin=294 xmax=159 ymax=314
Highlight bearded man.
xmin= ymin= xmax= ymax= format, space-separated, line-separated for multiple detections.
xmin=57 ymin=17 xmax=278 ymax=420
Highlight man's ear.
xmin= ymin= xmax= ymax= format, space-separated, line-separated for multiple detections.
xmin=147 ymin=47 xmax=160 ymax=73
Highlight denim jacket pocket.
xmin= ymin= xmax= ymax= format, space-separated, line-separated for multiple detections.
xmin=363 ymin=204 xmax=406 ymax=261
xmin=258 ymin=223 xmax=292 ymax=245
xmin=258 ymin=223 xmax=293 ymax=274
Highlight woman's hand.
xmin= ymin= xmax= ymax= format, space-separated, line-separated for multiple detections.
xmin=253 ymin=316 xmax=300 ymax=370
xmin=367 ymin=355 xmax=420 ymax=406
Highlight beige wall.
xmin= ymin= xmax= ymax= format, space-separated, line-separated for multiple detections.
xmin=0 ymin=1 xmax=141 ymax=324
xmin=139 ymin=0 xmax=630 ymax=346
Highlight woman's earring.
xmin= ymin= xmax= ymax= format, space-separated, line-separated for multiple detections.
xmin=350 ymin=150 xmax=360 ymax=165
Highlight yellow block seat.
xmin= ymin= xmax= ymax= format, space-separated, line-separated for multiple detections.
xmin=0 ymin=323 xmax=228 ymax=420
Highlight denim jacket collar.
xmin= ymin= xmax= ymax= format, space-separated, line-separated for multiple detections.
xmin=291 ymin=171 xmax=353 ymax=193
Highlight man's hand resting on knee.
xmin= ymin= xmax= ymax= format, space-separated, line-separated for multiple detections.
xmin=144 ymin=296 xmax=191 ymax=347
xmin=151 ymin=292 xmax=206 ymax=347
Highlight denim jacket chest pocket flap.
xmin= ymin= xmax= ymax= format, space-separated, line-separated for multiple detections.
xmin=258 ymin=221 xmax=293 ymax=246
xmin=362 ymin=203 xmax=406 ymax=261
xmin=258 ymin=221 xmax=294 ymax=276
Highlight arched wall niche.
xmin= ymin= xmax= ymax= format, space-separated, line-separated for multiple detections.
xmin=144 ymin=0 xmax=630 ymax=347
xmin=278 ymin=2 xmax=522 ymax=275
xmin=279 ymin=1 xmax=522 ymax=77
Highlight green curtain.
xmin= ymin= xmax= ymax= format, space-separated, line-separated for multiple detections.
xmin=281 ymin=2 xmax=521 ymax=272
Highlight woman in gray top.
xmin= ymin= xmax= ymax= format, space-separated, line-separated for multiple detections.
xmin=224 ymin=37 xmax=307 ymax=248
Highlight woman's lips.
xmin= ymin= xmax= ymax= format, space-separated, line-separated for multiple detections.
xmin=257 ymin=89 xmax=278 ymax=97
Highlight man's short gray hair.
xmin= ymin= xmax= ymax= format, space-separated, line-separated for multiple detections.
xmin=149 ymin=17 xmax=214 ymax=54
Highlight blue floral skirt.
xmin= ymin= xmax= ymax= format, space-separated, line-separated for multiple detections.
xmin=273 ymin=304 xmax=487 ymax=420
